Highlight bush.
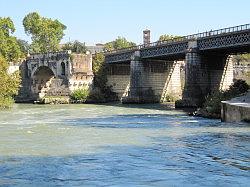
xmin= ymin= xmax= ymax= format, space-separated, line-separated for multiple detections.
xmin=163 ymin=94 xmax=179 ymax=102
xmin=70 ymin=88 xmax=89 ymax=102
xmin=202 ymin=79 xmax=249 ymax=116
xmin=0 ymin=96 xmax=14 ymax=109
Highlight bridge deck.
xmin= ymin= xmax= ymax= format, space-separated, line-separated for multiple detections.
xmin=105 ymin=24 xmax=250 ymax=63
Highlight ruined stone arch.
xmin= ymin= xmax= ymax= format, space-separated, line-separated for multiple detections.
xmin=31 ymin=64 xmax=56 ymax=78
xmin=31 ymin=66 xmax=56 ymax=97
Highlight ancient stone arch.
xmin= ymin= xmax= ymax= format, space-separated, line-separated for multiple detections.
xmin=31 ymin=66 xmax=56 ymax=98
xmin=30 ymin=61 xmax=57 ymax=78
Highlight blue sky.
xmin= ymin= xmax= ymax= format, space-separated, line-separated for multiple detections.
xmin=0 ymin=0 xmax=249 ymax=45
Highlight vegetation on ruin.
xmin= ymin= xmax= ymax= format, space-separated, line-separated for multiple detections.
xmin=23 ymin=12 xmax=66 ymax=53
xmin=70 ymin=88 xmax=90 ymax=102
xmin=199 ymin=79 xmax=249 ymax=118
xmin=62 ymin=40 xmax=87 ymax=54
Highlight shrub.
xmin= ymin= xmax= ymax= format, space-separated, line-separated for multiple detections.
xmin=0 ymin=96 xmax=14 ymax=109
xmin=70 ymin=88 xmax=89 ymax=102
xmin=202 ymin=79 xmax=249 ymax=116
xmin=163 ymin=94 xmax=179 ymax=102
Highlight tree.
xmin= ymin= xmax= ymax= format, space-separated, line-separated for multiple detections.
xmin=17 ymin=39 xmax=30 ymax=56
xmin=91 ymin=52 xmax=117 ymax=101
xmin=62 ymin=40 xmax=87 ymax=54
xmin=0 ymin=17 xmax=22 ymax=62
xmin=159 ymin=34 xmax=181 ymax=41
xmin=104 ymin=37 xmax=136 ymax=51
xmin=92 ymin=52 xmax=106 ymax=88
xmin=0 ymin=56 xmax=20 ymax=108
xmin=23 ymin=12 xmax=66 ymax=53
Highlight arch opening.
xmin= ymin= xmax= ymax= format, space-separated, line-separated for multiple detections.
xmin=61 ymin=62 xmax=66 ymax=76
xmin=32 ymin=66 xmax=55 ymax=98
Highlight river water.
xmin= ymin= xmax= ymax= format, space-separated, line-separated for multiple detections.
xmin=0 ymin=104 xmax=249 ymax=186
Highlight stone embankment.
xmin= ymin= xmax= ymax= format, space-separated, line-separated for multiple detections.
xmin=221 ymin=91 xmax=250 ymax=122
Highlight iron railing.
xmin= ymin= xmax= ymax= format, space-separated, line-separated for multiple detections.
xmin=105 ymin=23 xmax=250 ymax=55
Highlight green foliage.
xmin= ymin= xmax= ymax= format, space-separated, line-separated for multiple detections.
xmin=92 ymin=52 xmax=105 ymax=74
xmin=23 ymin=12 xmax=66 ymax=53
xmin=203 ymin=79 xmax=249 ymax=115
xmin=62 ymin=40 xmax=87 ymax=54
xmin=233 ymin=53 xmax=250 ymax=65
xmin=0 ymin=95 xmax=14 ymax=109
xmin=91 ymin=52 xmax=117 ymax=101
xmin=159 ymin=34 xmax=181 ymax=41
xmin=92 ymin=52 xmax=107 ymax=88
xmin=70 ymin=88 xmax=90 ymax=102
xmin=0 ymin=56 xmax=21 ymax=108
xmin=163 ymin=94 xmax=179 ymax=102
xmin=0 ymin=17 xmax=22 ymax=62
xmin=104 ymin=37 xmax=136 ymax=52
xmin=17 ymin=39 xmax=30 ymax=56
xmin=91 ymin=36 xmax=135 ymax=101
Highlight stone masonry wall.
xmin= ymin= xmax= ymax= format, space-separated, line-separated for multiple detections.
xmin=209 ymin=56 xmax=234 ymax=92
xmin=106 ymin=61 xmax=182 ymax=102
xmin=106 ymin=64 xmax=130 ymax=99
xmin=143 ymin=61 xmax=182 ymax=102
xmin=107 ymin=75 xmax=130 ymax=98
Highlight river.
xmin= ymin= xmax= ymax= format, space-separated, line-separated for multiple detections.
xmin=0 ymin=104 xmax=249 ymax=186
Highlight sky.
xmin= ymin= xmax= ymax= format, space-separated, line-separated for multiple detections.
xmin=0 ymin=0 xmax=249 ymax=45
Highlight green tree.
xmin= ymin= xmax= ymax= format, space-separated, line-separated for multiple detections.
xmin=159 ymin=34 xmax=181 ymax=41
xmin=104 ymin=37 xmax=136 ymax=51
xmin=62 ymin=40 xmax=87 ymax=54
xmin=17 ymin=39 xmax=30 ymax=56
xmin=0 ymin=17 xmax=22 ymax=62
xmin=23 ymin=12 xmax=66 ymax=53
xmin=92 ymin=52 xmax=106 ymax=88
xmin=0 ymin=56 xmax=21 ymax=108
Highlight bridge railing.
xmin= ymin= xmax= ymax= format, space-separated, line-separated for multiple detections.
xmin=105 ymin=23 xmax=250 ymax=55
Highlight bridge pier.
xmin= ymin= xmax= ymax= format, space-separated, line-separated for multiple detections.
xmin=182 ymin=41 xmax=234 ymax=107
xmin=183 ymin=48 xmax=204 ymax=106
xmin=183 ymin=51 xmax=202 ymax=106
xmin=121 ymin=51 xmax=155 ymax=103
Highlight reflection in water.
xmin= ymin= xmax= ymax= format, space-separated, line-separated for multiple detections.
xmin=0 ymin=104 xmax=249 ymax=186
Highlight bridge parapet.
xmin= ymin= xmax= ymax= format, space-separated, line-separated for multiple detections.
xmin=105 ymin=24 xmax=250 ymax=63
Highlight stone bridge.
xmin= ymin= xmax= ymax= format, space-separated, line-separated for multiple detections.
xmin=105 ymin=24 xmax=250 ymax=106
xmin=17 ymin=51 xmax=93 ymax=102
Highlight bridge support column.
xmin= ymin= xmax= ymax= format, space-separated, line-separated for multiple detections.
xmin=122 ymin=51 xmax=143 ymax=103
xmin=181 ymin=40 xmax=204 ymax=107
xmin=121 ymin=51 xmax=156 ymax=103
